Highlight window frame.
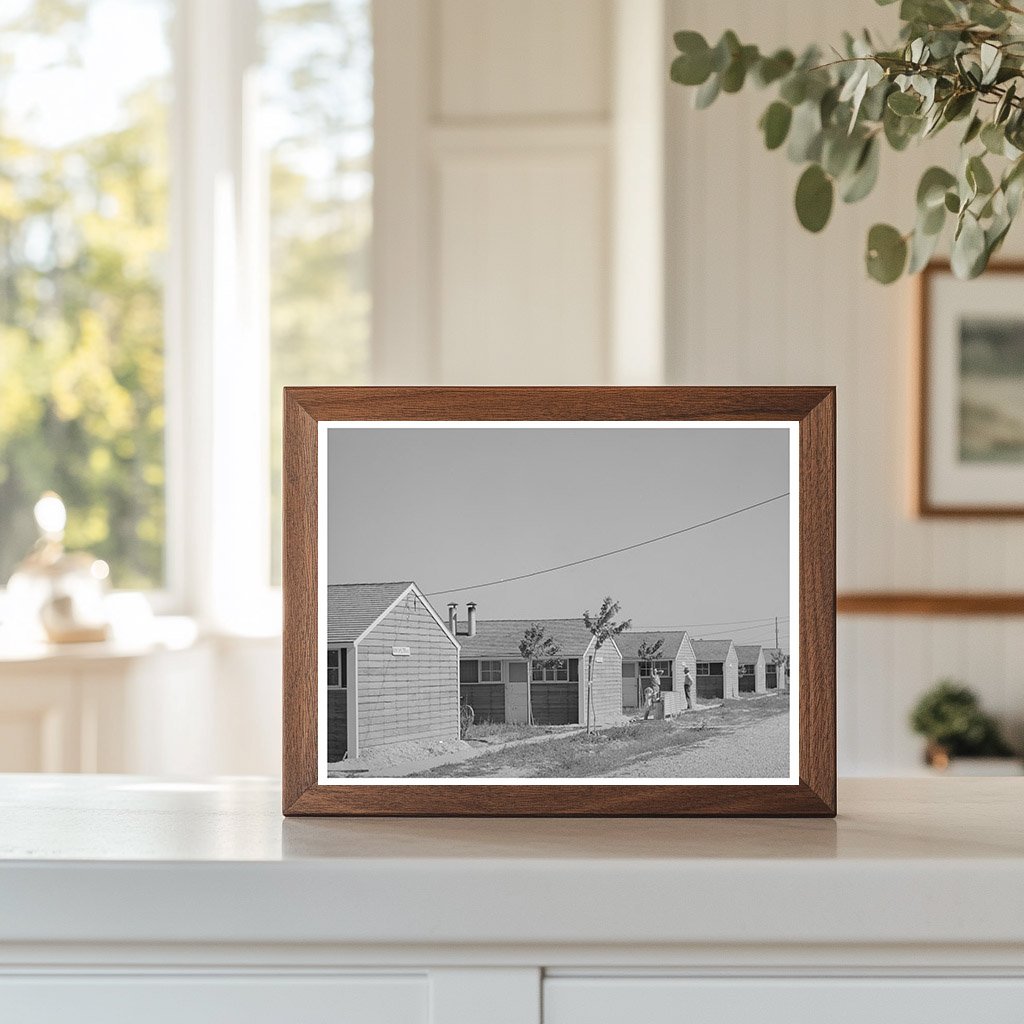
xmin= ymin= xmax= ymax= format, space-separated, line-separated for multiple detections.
xmin=479 ymin=659 xmax=502 ymax=682
xmin=532 ymin=658 xmax=579 ymax=683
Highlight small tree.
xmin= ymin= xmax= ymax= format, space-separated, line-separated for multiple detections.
xmin=582 ymin=596 xmax=632 ymax=733
xmin=636 ymin=637 xmax=665 ymax=705
xmin=518 ymin=623 xmax=561 ymax=726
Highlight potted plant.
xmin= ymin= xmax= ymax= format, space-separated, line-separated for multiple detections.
xmin=909 ymin=680 xmax=1019 ymax=772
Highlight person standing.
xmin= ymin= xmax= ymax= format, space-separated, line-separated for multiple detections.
xmin=681 ymin=665 xmax=694 ymax=710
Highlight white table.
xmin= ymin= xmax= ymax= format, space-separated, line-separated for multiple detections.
xmin=1 ymin=776 xmax=1022 ymax=1023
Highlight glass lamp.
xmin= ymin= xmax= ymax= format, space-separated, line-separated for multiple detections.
xmin=5 ymin=493 xmax=111 ymax=644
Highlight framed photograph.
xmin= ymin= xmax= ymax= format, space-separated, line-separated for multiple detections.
xmin=283 ymin=387 xmax=835 ymax=816
xmin=918 ymin=261 xmax=1024 ymax=516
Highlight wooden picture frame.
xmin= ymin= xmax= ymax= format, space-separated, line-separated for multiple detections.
xmin=917 ymin=260 xmax=1024 ymax=517
xmin=283 ymin=387 xmax=836 ymax=817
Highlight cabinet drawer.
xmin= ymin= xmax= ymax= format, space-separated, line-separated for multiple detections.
xmin=544 ymin=977 xmax=1024 ymax=1024
xmin=0 ymin=974 xmax=427 ymax=1024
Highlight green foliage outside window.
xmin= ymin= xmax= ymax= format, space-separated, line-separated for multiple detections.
xmin=0 ymin=0 xmax=170 ymax=588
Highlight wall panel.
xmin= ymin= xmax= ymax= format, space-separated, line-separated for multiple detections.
xmin=666 ymin=0 xmax=1024 ymax=773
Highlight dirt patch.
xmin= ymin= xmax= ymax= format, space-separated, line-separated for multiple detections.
xmin=409 ymin=695 xmax=791 ymax=779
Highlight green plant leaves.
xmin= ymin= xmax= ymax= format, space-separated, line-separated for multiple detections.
xmin=866 ymin=224 xmax=908 ymax=283
xmin=668 ymin=10 xmax=1024 ymax=284
xmin=795 ymin=164 xmax=834 ymax=232
xmin=951 ymin=211 xmax=987 ymax=278
xmin=888 ymin=90 xmax=921 ymax=115
xmin=753 ymin=49 xmax=795 ymax=87
xmin=917 ymin=166 xmax=957 ymax=210
xmin=967 ymin=154 xmax=994 ymax=196
xmin=672 ymin=31 xmax=713 ymax=85
xmin=759 ymin=101 xmax=792 ymax=150
xmin=981 ymin=121 xmax=1006 ymax=155
xmin=842 ymin=137 xmax=880 ymax=203
xmin=787 ymin=100 xmax=823 ymax=162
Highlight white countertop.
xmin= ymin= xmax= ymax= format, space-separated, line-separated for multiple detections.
xmin=1 ymin=776 xmax=1022 ymax=951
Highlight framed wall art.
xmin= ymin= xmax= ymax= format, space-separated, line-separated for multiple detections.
xmin=282 ymin=387 xmax=836 ymax=816
xmin=918 ymin=261 xmax=1024 ymax=517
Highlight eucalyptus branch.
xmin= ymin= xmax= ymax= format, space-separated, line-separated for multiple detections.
xmin=670 ymin=0 xmax=1024 ymax=283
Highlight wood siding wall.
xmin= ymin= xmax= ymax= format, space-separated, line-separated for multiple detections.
xmin=723 ymin=648 xmax=739 ymax=700
xmin=676 ymin=637 xmax=697 ymax=695
xmin=356 ymin=594 xmax=460 ymax=752
xmin=586 ymin=642 xmax=624 ymax=726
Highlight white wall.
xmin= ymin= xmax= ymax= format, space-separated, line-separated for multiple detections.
xmin=373 ymin=0 xmax=665 ymax=386
xmin=665 ymin=0 xmax=1024 ymax=772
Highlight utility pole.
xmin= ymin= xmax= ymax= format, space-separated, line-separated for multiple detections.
xmin=775 ymin=616 xmax=779 ymax=650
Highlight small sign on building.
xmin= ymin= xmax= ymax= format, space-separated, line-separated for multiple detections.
xmin=391 ymin=645 xmax=411 ymax=657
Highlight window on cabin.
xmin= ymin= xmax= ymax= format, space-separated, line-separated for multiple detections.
xmin=532 ymin=658 xmax=579 ymax=682
xmin=459 ymin=660 xmax=479 ymax=684
xmin=327 ymin=648 xmax=346 ymax=687
xmin=480 ymin=660 xmax=502 ymax=682
xmin=696 ymin=663 xmax=711 ymax=676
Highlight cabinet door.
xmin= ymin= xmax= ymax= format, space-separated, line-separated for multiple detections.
xmin=0 ymin=974 xmax=427 ymax=1024
xmin=544 ymin=977 xmax=1024 ymax=1024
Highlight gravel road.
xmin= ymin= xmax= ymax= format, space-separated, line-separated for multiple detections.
xmin=608 ymin=705 xmax=790 ymax=779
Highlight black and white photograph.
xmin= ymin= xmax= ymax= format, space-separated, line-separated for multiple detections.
xmin=319 ymin=422 xmax=797 ymax=784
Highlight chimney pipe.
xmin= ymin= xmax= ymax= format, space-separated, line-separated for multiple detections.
xmin=447 ymin=603 xmax=458 ymax=635
xmin=466 ymin=602 xmax=477 ymax=637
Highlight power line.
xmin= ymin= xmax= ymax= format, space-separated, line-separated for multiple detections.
xmin=682 ymin=614 xmax=790 ymax=630
xmin=694 ymin=621 xmax=792 ymax=641
xmin=426 ymin=491 xmax=790 ymax=598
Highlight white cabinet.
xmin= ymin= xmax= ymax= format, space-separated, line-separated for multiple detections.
xmin=1 ymin=778 xmax=1022 ymax=1024
xmin=544 ymin=977 xmax=1024 ymax=1024
xmin=0 ymin=975 xmax=428 ymax=1024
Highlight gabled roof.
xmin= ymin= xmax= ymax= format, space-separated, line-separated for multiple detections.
xmin=457 ymin=619 xmax=619 ymax=661
xmin=327 ymin=582 xmax=459 ymax=648
xmin=616 ymin=630 xmax=690 ymax=661
xmin=692 ymin=638 xmax=736 ymax=663
xmin=735 ymin=644 xmax=764 ymax=664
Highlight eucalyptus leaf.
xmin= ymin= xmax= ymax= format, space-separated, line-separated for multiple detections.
xmin=694 ymin=73 xmax=721 ymax=109
xmin=967 ymin=154 xmax=995 ymax=195
xmin=970 ymin=2 xmax=1009 ymax=29
xmin=795 ymin=164 xmax=834 ymax=232
xmin=888 ymin=90 xmax=921 ymax=115
xmin=996 ymin=82 xmax=1017 ymax=124
xmin=981 ymin=121 xmax=1006 ymax=155
xmin=962 ymin=115 xmax=983 ymax=145
xmin=842 ymin=137 xmax=881 ymax=203
xmin=917 ymin=166 xmax=957 ymax=210
xmin=952 ymin=212 xmax=987 ymax=278
xmin=710 ymin=31 xmax=740 ymax=73
xmin=754 ymin=49 xmax=795 ymax=87
xmin=866 ymin=223 xmax=908 ymax=283
xmin=908 ymin=221 xmax=942 ymax=273
xmin=760 ymin=101 xmax=793 ymax=150
xmin=980 ymin=42 xmax=1002 ymax=86
xmin=787 ymin=101 xmax=823 ymax=162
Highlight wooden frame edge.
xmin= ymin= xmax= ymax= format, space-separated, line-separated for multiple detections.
xmin=282 ymin=387 xmax=837 ymax=817
xmin=282 ymin=390 xmax=319 ymax=814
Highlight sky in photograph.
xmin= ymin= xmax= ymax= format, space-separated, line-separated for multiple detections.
xmin=327 ymin=426 xmax=791 ymax=651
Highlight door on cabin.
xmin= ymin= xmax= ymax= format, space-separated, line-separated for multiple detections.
xmin=507 ymin=661 xmax=529 ymax=723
